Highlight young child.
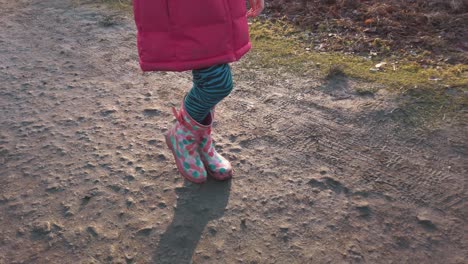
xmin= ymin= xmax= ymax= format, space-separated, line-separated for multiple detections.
xmin=133 ymin=0 xmax=265 ymax=183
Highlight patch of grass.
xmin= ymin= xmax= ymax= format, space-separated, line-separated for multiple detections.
xmin=74 ymin=0 xmax=132 ymax=11
xmin=394 ymin=87 xmax=467 ymax=128
xmin=355 ymin=86 xmax=380 ymax=96
xmin=248 ymin=18 xmax=468 ymax=90
xmin=99 ymin=15 xmax=119 ymax=27
xmin=247 ymin=18 xmax=467 ymax=125
xmin=324 ymin=64 xmax=346 ymax=80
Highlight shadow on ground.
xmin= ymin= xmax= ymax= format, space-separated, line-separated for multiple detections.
xmin=320 ymin=68 xmax=354 ymax=100
xmin=152 ymin=179 xmax=231 ymax=264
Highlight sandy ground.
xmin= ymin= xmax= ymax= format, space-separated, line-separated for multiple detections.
xmin=0 ymin=0 xmax=467 ymax=263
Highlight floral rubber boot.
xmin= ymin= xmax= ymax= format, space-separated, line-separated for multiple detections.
xmin=165 ymin=102 xmax=209 ymax=184
xmin=198 ymin=110 xmax=233 ymax=180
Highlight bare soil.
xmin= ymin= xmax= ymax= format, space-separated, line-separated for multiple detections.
xmin=0 ymin=0 xmax=467 ymax=263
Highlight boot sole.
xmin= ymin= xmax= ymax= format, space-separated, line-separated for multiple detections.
xmin=202 ymin=157 xmax=234 ymax=181
xmin=206 ymin=169 xmax=233 ymax=181
xmin=202 ymin=157 xmax=233 ymax=181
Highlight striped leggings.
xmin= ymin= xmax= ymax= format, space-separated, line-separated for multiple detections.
xmin=184 ymin=64 xmax=234 ymax=123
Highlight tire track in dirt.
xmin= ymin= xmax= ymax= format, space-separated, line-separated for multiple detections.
xmin=225 ymin=84 xmax=465 ymax=217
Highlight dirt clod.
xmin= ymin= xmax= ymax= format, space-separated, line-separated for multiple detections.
xmin=355 ymin=203 xmax=372 ymax=217
xmin=31 ymin=221 xmax=51 ymax=234
xmin=416 ymin=212 xmax=438 ymax=231
xmin=87 ymin=225 xmax=100 ymax=237
xmin=136 ymin=226 xmax=153 ymax=236
xmin=143 ymin=109 xmax=161 ymax=117
xmin=126 ymin=197 xmax=134 ymax=206
xmin=45 ymin=183 xmax=62 ymax=192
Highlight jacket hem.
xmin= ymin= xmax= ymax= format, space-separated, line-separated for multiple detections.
xmin=139 ymin=41 xmax=252 ymax=72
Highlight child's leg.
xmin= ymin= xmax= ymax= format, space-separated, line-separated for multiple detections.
xmin=184 ymin=64 xmax=233 ymax=123
xmin=165 ymin=63 xmax=233 ymax=183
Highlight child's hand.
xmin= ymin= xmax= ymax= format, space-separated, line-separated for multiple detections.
xmin=247 ymin=0 xmax=265 ymax=18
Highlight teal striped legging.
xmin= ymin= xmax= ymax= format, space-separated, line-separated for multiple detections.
xmin=184 ymin=63 xmax=234 ymax=123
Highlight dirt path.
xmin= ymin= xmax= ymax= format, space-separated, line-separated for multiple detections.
xmin=0 ymin=0 xmax=466 ymax=263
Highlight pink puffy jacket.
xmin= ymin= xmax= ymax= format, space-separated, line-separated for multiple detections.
xmin=133 ymin=0 xmax=252 ymax=72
